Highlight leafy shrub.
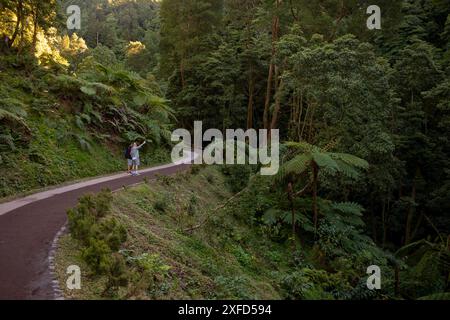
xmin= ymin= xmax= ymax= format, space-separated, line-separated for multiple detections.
xmin=93 ymin=218 xmax=128 ymax=251
xmin=220 ymin=164 xmax=254 ymax=193
xmin=156 ymin=174 xmax=175 ymax=186
xmin=81 ymin=239 xmax=112 ymax=274
xmin=187 ymin=194 xmax=198 ymax=216
xmin=153 ymin=193 xmax=171 ymax=213
xmin=67 ymin=189 xmax=128 ymax=276
xmin=230 ymin=244 xmax=254 ymax=269
xmin=105 ymin=253 xmax=129 ymax=294
xmin=127 ymin=253 xmax=171 ymax=294
xmin=280 ymin=268 xmax=351 ymax=300
xmin=129 ymin=253 xmax=171 ymax=277
xmin=214 ymin=275 xmax=255 ymax=299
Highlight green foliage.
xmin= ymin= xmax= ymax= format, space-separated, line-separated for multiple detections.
xmin=395 ymin=238 xmax=450 ymax=299
xmin=220 ymin=164 xmax=255 ymax=193
xmin=128 ymin=253 xmax=171 ymax=277
xmin=279 ymin=141 xmax=369 ymax=181
xmin=2 ymin=0 xmax=450 ymax=301
xmin=67 ymin=189 xmax=128 ymax=277
xmin=214 ymin=276 xmax=256 ymax=300
xmin=418 ymin=292 xmax=450 ymax=300
xmin=0 ymin=43 xmax=173 ymax=198
xmin=280 ymin=268 xmax=351 ymax=300
xmin=156 ymin=174 xmax=176 ymax=186
xmin=105 ymin=254 xmax=129 ymax=293
xmin=190 ymin=165 xmax=203 ymax=175
xmin=81 ymin=239 xmax=112 ymax=274
xmin=153 ymin=192 xmax=171 ymax=213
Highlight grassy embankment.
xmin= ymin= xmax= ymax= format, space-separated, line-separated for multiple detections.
xmin=55 ymin=166 xmax=294 ymax=299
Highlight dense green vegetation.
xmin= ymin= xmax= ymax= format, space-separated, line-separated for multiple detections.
xmin=1 ymin=0 xmax=449 ymax=299
xmin=158 ymin=0 xmax=450 ymax=298
xmin=57 ymin=167 xmax=378 ymax=299
xmin=58 ymin=167 xmax=294 ymax=299
xmin=0 ymin=1 xmax=172 ymax=197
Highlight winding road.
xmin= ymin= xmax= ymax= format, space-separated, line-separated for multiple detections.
xmin=0 ymin=153 xmax=195 ymax=299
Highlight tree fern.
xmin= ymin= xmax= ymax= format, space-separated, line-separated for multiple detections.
xmin=329 ymin=153 xmax=369 ymax=169
xmin=332 ymin=160 xmax=361 ymax=179
xmin=146 ymin=119 xmax=161 ymax=145
xmin=312 ymin=152 xmax=339 ymax=173
xmin=277 ymin=140 xmax=369 ymax=232
xmin=281 ymin=153 xmax=312 ymax=177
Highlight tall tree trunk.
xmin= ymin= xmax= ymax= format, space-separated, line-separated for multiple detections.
xmin=270 ymin=77 xmax=284 ymax=129
xmin=411 ymin=212 xmax=423 ymax=241
xmin=180 ymin=59 xmax=186 ymax=89
xmin=263 ymin=60 xmax=274 ymax=130
xmin=312 ymin=162 xmax=319 ymax=232
xmin=300 ymin=103 xmax=310 ymax=140
xmin=287 ymin=182 xmax=296 ymax=252
xmin=297 ymin=91 xmax=303 ymax=141
xmin=370 ymin=195 xmax=378 ymax=244
xmin=31 ymin=6 xmax=39 ymax=54
xmin=247 ymin=75 xmax=254 ymax=129
xmin=17 ymin=15 xmax=28 ymax=54
xmin=405 ymin=173 xmax=417 ymax=245
xmin=263 ymin=0 xmax=280 ymax=130
xmin=307 ymin=103 xmax=316 ymax=143
xmin=9 ymin=0 xmax=23 ymax=48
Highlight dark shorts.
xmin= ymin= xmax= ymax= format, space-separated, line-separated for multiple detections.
xmin=132 ymin=158 xmax=140 ymax=166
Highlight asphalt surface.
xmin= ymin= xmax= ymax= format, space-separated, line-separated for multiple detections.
xmin=0 ymin=162 xmax=190 ymax=299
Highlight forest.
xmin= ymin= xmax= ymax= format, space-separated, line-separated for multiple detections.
xmin=0 ymin=0 xmax=449 ymax=300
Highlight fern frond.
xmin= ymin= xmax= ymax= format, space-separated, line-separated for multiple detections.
xmin=146 ymin=120 xmax=161 ymax=145
xmin=262 ymin=208 xmax=282 ymax=225
xmin=332 ymin=202 xmax=364 ymax=216
xmin=329 ymin=152 xmax=369 ymax=169
xmin=281 ymin=153 xmax=312 ymax=176
xmin=334 ymin=159 xmax=361 ymax=179
xmin=284 ymin=141 xmax=314 ymax=153
xmin=0 ymin=133 xmax=15 ymax=151
xmin=0 ymin=98 xmax=28 ymax=117
xmin=0 ymin=108 xmax=30 ymax=132
xmin=327 ymin=202 xmax=365 ymax=227
xmin=312 ymin=152 xmax=339 ymax=172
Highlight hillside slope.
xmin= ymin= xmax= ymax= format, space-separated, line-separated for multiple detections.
xmin=55 ymin=167 xmax=295 ymax=299
xmin=0 ymin=55 xmax=170 ymax=199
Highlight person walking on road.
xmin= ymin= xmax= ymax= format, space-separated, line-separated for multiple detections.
xmin=125 ymin=143 xmax=133 ymax=174
xmin=130 ymin=140 xmax=146 ymax=176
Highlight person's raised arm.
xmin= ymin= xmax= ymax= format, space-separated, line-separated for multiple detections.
xmin=138 ymin=141 xmax=146 ymax=149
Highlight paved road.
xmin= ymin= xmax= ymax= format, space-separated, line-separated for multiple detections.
xmin=0 ymin=159 xmax=192 ymax=300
